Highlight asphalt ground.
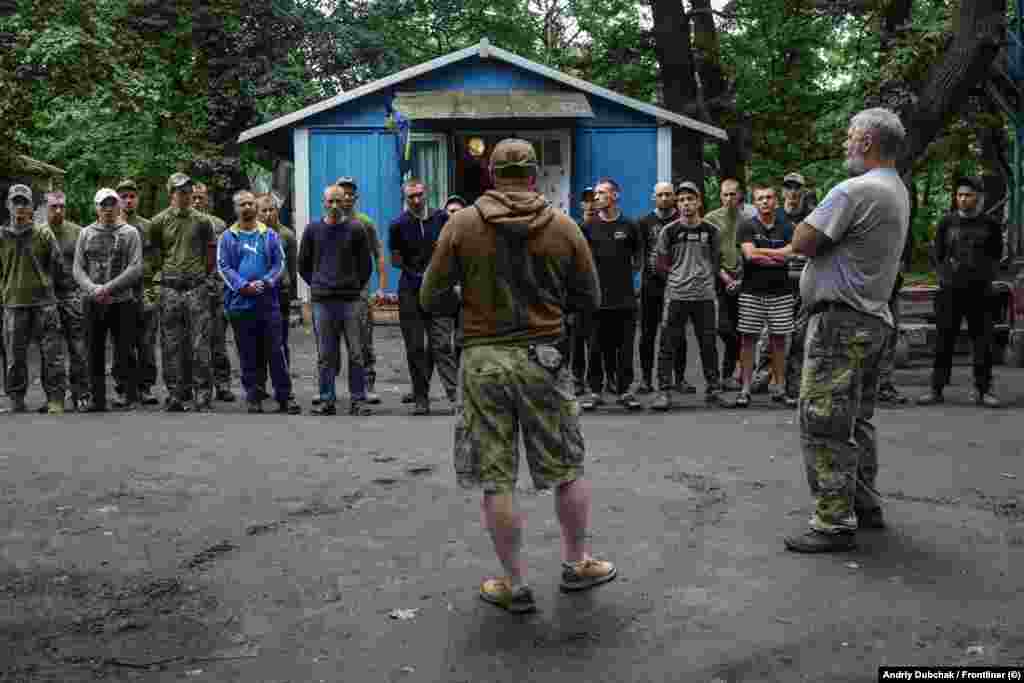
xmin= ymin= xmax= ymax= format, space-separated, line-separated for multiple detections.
xmin=1 ymin=321 xmax=1022 ymax=682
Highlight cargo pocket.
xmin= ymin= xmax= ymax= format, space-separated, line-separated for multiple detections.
xmin=556 ymin=370 xmax=585 ymax=467
xmin=452 ymin=407 xmax=480 ymax=488
xmin=800 ymin=314 xmax=858 ymax=440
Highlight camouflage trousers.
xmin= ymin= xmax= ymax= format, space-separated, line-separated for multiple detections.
xmin=454 ymin=344 xmax=585 ymax=494
xmin=3 ymin=305 xmax=66 ymax=400
xmin=45 ymin=294 xmax=89 ymax=399
xmin=161 ymin=285 xmax=213 ymax=402
xmin=799 ymin=307 xmax=889 ymax=533
xmin=358 ymin=289 xmax=376 ymax=386
xmin=209 ymin=291 xmax=232 ymax=387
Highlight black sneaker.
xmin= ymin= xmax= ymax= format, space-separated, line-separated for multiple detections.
xmin=277 ymin=399 xmax=301 ymax=415
xmin=311 ymin=401 xmax=336 ymax=416
xmin=112 ymin=393 xmax=131 ymax=409
xmin=247 ymin=400 xmax=263 ymax=414
xmin=877 ymin=385 xmax=907 ymax=405
xmin=350 ymin=400 xmax=372 ymax=416
xmin=164 ymin=398 xmax=186 ymax=413
xmin=636 ymin=382 xmax=654 ymax=395
xmin=675 ymin=380 xmax=697 ymax=395
xmin=401 ymin=392 xmax=416 ymax=404
xmin=215 ymin=386 xmax=236 ymax=402
xmin=856 ymin=508 xmax=886 ymax=530
xmin=139 ymin=387 xmax=159 ymax=405
xmin=412 ymin=401 xmax=430 ymax=416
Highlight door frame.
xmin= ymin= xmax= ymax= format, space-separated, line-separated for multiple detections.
xmin=452 ymin=128 xmax=572 ymax=195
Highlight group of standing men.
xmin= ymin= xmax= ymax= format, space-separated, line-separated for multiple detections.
xmin=0 ymin=175 xmax=302 ymax=414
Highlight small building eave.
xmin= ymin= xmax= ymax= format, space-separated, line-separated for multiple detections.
xmin=238 ymin=38 xmax=728 ymax=149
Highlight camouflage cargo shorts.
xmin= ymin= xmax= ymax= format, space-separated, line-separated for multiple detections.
xmin=454 ymin=344 xmax=585 ymax=494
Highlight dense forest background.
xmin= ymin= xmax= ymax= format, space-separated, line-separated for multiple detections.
xmin=0 ymin=0 xmax=1018 ymax=268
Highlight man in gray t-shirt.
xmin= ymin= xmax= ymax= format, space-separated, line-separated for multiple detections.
xmin=798 ymin=169 xmax=909 ymax=327
xmin=651 ymin=182 xmax=721 ymax=411
xmin=763 ymin=108 xmax=910 ymax=554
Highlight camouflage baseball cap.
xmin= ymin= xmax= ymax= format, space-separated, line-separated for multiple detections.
xmin=167 ymin=172 xmax=192 ymax=192
xmin=7 ymin=184 xmax=32 ymax=203
xmin=490 ymin=138 xmax=538 ymax=170
xmin=116 ymin=178 xmax=138 ymax=192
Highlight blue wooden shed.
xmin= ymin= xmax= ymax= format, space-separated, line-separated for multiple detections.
xmin=238 ymin=38 xmax=727 ymax=296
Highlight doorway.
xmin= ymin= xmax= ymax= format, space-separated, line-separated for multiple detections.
xmin=451 ymin=130 xmax=571 ymax=211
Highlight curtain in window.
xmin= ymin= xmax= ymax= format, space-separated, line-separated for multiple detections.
xmin=408 ymin=139 xmax=447 ymax=211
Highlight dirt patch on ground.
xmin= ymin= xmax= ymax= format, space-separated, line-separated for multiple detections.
xmin=0 ymin=564 xmax=245 ymax=682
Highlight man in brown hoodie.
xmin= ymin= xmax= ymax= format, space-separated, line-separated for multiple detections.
xmin=421 ymin=138 xmax=617 ymax=614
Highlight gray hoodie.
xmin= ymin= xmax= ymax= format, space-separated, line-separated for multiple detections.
xmin=73 ymin=222 xmax=143 ymax=303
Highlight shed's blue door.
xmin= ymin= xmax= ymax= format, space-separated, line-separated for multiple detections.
xmin=574 ymin=127 xmax=658 ymax=223
xmin=310 ymin=130 xmax=402 ymax=292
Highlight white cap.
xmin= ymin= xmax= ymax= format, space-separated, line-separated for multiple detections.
xmin=94 ymin=188 xmax=120 ymax=205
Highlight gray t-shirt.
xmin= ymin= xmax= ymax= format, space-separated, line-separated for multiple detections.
xmin=656 ymin=219 xmax=720 ymax=302
xmin=800 ymin=168 xmax=910 ymax=327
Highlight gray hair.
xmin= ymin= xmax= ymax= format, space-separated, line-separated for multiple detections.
xmin=850 ymin=108 xmax=906 ymax=161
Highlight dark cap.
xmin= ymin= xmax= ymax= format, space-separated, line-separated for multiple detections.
xmin=167 ymin=172 xmax=192 ymax=192
xmin=582 ymin=186 xmax=595 ymax=200
xmin=444 ymin=194 xmax=467 ymax=208
xmin=676 ymin=180 xmax=701 ymax=196
xmin=490 ymin=138 xmax=538 ymax=170
xmin=336 ymin=176 xmax=358 ymax=190
xmin=116 ymin=178 xmax=138 ymax=192
xmin=782 ymin=172 xmax=806 ymax=188
xmin=7 ymin=184 xmax=32 ymax=203
xmin=955 ymin=176 xmax=984 ymax=193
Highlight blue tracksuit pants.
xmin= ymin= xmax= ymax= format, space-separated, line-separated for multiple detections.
xmin=230 ymin=311 xmax=291 ymax=403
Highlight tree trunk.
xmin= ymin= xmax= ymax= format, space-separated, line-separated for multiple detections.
xmin=649 ymin=0 xmax=703 ymax=185
xmin=898 ymin=0 xmax=1007 ymax=173
xmin=690 ymin=0 xmax=748 ymax=184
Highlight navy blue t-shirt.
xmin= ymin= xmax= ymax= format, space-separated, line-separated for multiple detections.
xmin=583 ymin=215 xmax=641 ymax=310
xmin=388 ymin=209 xmax=449 ymax=292
xmin=737 ymin=215 xmax=793 ymax=295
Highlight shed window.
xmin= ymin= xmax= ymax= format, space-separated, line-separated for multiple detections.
xmin=407 ymin=133 xmax=449 ymax=211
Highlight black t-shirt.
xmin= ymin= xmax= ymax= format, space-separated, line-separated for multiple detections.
xmin=584 ymin=214 xmax=641 ymax=310
xmin=737 ymin=216 xmax=793 ymax=295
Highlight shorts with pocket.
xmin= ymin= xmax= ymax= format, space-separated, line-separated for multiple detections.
xmin=454 ymin=344 xmax=585 ymax=494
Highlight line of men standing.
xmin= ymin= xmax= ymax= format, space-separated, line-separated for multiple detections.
xmin=0 ymin=174 xmax=294 ymax=414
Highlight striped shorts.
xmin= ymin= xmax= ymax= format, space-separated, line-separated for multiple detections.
xmin=737 ymin=293 xmax=795 ymax=336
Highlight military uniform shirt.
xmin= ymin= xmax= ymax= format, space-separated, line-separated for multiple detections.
xmin=149 ymin=207 xmax=214 ymax=280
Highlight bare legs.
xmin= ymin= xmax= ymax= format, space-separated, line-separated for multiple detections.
xmin=482 ymin=478 xmax=591 ymax=583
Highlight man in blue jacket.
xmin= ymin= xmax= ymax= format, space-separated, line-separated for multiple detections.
xmin=217 ymin=190 xmax=300 ymax=415
xmin=299 ymin=184 xmax=374 ymax=416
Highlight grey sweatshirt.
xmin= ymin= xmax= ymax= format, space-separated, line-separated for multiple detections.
xmin=73 ymin=222 xmax=143 ymax=303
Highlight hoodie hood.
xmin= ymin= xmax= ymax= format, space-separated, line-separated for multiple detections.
xmin=3 ymin=221 xmax=34 ymax=237
xmin=474 ymin=190 xmax=555 ymax=236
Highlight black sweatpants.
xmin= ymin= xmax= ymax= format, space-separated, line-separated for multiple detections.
xmin=717 ymin=284 xmax=740 ymax=380
xmin=87 ymin=300 xmax=138 ymax=407
xmin=931 ymin=283 xmax=995 ymax=393
xmin=659 ymin=299 xmax=719 ymax=391
xmin=588 ymin=308 xmax=636 ymax=396
xmin=640 ymin=287 xmax=685 ymax=387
